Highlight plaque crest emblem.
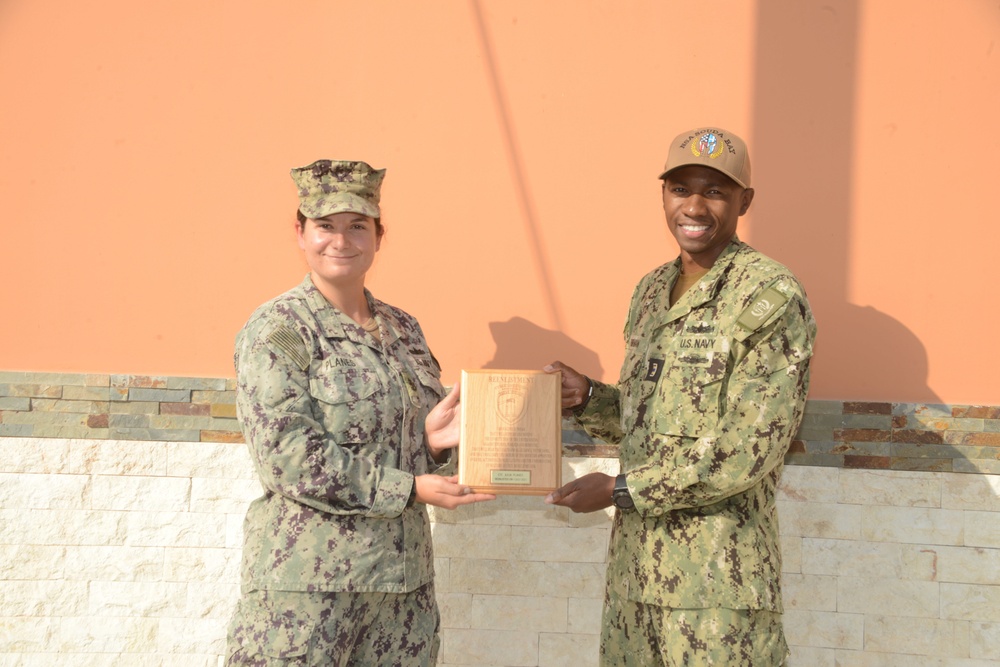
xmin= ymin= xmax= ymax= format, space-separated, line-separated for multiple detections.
xmin=495 ymin=385 xmax=527 ymax=425
xmin=691 ymin=132 xmax=725 ymax=159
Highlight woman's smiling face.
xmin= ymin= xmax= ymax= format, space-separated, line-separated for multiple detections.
xmin=296 ymin=212 xmax=381 ymax=291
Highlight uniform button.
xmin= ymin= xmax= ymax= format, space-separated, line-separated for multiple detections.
xmin=653 ymin=508 xmax=664 ymax=516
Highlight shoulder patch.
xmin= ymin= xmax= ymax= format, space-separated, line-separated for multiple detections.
xmin=266 ymin=325 xmax=310 ymax=371
xmin=736 ymin=286 xmax=789 ymax=333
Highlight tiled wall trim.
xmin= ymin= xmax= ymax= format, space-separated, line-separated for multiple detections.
xmin=2 ymin=371 xmax=997 ymax=475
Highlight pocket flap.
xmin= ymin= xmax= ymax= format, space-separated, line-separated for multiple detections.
xmin=230 ymin=602 xmax=314 ymax=659
xmin=309 ymin=366 xmax=380 ymax=404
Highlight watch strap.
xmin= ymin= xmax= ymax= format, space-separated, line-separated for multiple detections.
xmin=571 ymin=377 xmax=594 ymax=416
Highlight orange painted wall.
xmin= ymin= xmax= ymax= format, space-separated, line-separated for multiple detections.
xmin=1 ymin=1 xmax=997 ymax=404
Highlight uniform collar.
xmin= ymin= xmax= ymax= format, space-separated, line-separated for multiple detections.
xmin=298 ymin=274 xmax=402 ymax=348
xmin=370 ymin=295 xmax=403 ymax=348
xmin=663 ymin=236 xmax=746 ymax=320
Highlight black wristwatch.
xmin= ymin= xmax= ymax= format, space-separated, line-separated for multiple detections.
xmin=612 ymin=474 xmax=634 ymax=510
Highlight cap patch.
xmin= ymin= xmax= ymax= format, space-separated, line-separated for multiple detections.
xmin=691 ymin=132 xmax=725 ymax=159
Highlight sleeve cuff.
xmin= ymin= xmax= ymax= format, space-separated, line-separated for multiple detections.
xmin=368 ymin=467 xmax=414 ymax=518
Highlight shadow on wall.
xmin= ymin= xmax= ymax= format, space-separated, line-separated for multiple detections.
xmin=751 ymin=0 xmax=940 ymax=404
xmin=470 ymin=0 xmax=564 ymax=334
xmin=811 ymin=304 xmax=936 ymax=402
xmin=472 ymin=1 xmax=601 ymax=381
xmin=484 ymin=317 xmax=603 ymax=379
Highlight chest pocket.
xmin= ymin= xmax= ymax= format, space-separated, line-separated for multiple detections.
xmin=388 ymin=348 xmax=444 ymax=410
xmin=650 ymin=335 xmax=729 ymax=438
xmin=412 ymin=350 xmax=445 ymax=397
xmin=309 ymin=365 xmax=382 ymax=444
xmin=619 ymin=337 xmax=659 ymax=434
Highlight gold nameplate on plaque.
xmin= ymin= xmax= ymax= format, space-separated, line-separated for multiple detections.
xmin=459 ymin=369 xmax=562 ymax=495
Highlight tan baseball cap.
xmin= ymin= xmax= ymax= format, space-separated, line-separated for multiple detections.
xmin=658 ymin=127 xmax=751 ymax=188
xmin=290 ymin=159 xmax=386 ymax=219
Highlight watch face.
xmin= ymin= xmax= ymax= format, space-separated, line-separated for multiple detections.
xmin=613 ymin=474 xmax=633 ymax=509
xmin=613 ymin=492 xmax=634 ymax=509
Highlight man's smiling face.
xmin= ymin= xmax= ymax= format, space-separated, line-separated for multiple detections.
xmin=661 ymin=165 xmax=754 ymax=267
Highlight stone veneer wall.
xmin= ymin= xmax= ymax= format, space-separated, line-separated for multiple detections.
xmin=1 ymin=372 xmax=998 ymax=665
xmin=3 ymin=371 xmax=999 ymax=475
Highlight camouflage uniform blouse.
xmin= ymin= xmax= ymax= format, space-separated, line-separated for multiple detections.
xmin=234 ymin=275 xmax=448 ymax=594
xmin=576 ymin=238 xmax=816 ymax=611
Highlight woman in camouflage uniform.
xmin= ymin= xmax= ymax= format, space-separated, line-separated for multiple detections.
xmin=225 ymin=160 xmax=494 ymax=666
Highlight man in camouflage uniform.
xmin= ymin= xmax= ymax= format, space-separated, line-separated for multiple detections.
xmin=226 ymin=160 xmax=493 ymax=666
xmin=545 ymin=127 xmax=816 ymax=666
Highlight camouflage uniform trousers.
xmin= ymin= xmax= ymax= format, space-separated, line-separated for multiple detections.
xmin=600 ymin=575 xmax=788 ymax=666
xmin=225 ymin=582 xmax=440 ymax=667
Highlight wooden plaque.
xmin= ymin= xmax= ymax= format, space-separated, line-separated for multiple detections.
xmin=459 ymin=369 xmax=562 ymax=495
